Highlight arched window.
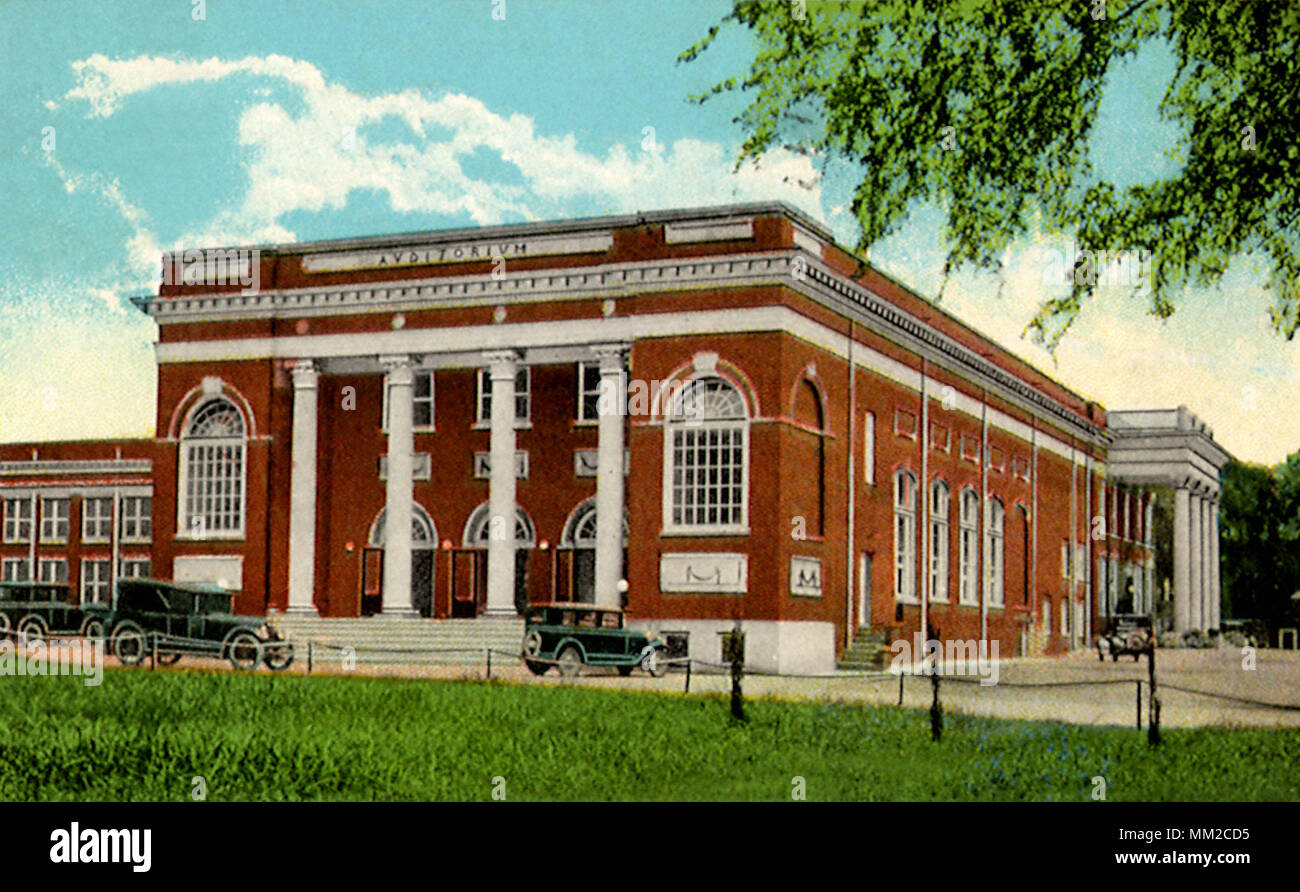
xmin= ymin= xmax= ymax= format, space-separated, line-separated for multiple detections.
xmin=959 ymin=489 xmax=979 ymax=605
xmin=930 ymin=480 xmax=949 ymax=603
xmin=984 ymin=498 xmax=1005 ymax=607
xmin=179 ymin=397 xmax=246 ymax=538
xmin=462 ymin=502 xmax=536 ymax=547
xmin=894 ymin=470 xmax=917 ymax=603
xmin=368 ymin=505 xmax=437 ymax=548
xmin=560 ymin=498 xmax=629 ymax=547
xmin=664 ymin=376 xmax=748 ymax=531
xmin=793 ymin=378 xmax=826 ymax=536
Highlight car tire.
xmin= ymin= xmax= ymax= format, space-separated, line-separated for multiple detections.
xmin=156 ymin=652 xmax=183 ymax=666
xmin=524 ymin=659 xmax=549 ymax=676
xmin=226 ymin=631 xmax=262 ymax=671
xmin=617 ymin=665 xmax=633 ymax=677
xmin=264 ymin=642 xmax=295 ymax=672
xmin=16 ymin=615 xmax=47 ymax=647
xmin=557 ymin=645 xmax=583 ymax=678
xmin=79 ymin=617 xmax=106 ymax=641
xmin=112 ymin=623 xmax=147 ymax=666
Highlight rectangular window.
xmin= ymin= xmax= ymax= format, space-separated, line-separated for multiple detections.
xmin=120 ymin=558 xmax=151 ymax=579
xmin=39 ymin=558 xmax=68 ymax=583
xmin=81 ymin=559 xmax=112 ymax=604
xmin=477 ymin=368 xmax=530 ymax=423
xmin=578 ymin=362 xmax=602 ymax=421
xmin=82 ymin=497 xmax=113 ymax=543
xmin=3 ymin=497 xmax=33 ymax=543
xmin=987 ymin=447 xmax=1005 ymax=472
xmin=930 ymin=519 xmax=949 ymax=603
xmin=383 ymin=371 xmax=435 ymax=430
xmin=669 ymin=426 xmax=746 ymax=528
xmin=931 ymin=424 xmax=950 ymax=452
xmin=2 ymin=557 xmax=30 ymax=582
xmin=41 ymin=498 xmax=70 ymax=542
xmin=121 ymin=496 xmax=152 ymax=542
xmin=863 ymin=412 xmax=875 ymax=484
xmin=1061 ymin=540 xmax=1070 ymax=579
xmin=960 ymin=436 xmax=981 ymax=464
xmin=182 ymin=440 xmax=244 ymax=537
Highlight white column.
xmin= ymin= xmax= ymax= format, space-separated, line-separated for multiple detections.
xmin=1209 ymin=498 xmax=1221 ymax=630
xmin=593 ymin=345 xmax=628 ymax=608
xmin=1188 ymin=491 xmax=1203 ymax=632
xmin=1174 ymin=486 xmax=1191 ymax=634
xmin=484 ymin=350 xmax=520 ymax=616
xmin=381 ymin=355 xmax=417 ymax=617
xmin=287 ymin=359 xmax=320 ymax=615
xmin=1200 ymin=495 xmax=1212 ymax=632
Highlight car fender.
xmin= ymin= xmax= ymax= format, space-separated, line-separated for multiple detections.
xmin=555 ymin=637 xmax=587 ymax=661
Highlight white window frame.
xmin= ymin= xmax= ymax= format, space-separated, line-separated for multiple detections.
xmin=383 ymin=370 xmax=435 ymax=432
xmin=39 ymin=557 xmax=68 ymax=583
xmin=3 ymin=497 xmax=33 ymax=543
xmin=577 ymin=362 xmax=603 ymax=423
xmin=2 ymin=557 xmax=31 ymax=582
xmin=178 ymin=398 xmax=247 ymax=540
xmin=959 ymin=489 xmax=979 ymax=605
xmin=662 ymin=376 xmax=750 ymax=534
xmin=1061 ymin=539 xmax=1070 ymax=579
xmin=120 ymin=557 xmax=151 ymax=579
xmin=81 ymin=558 xmax=112 ymax=604
xmin=863 ymin=411 xmax=875 ymax=485
xmin=120 ymin=496 xmax=152 ymax=543
xmin=929 ymin=480 xmax=949 ymax=603
xmin=984 ymin=498 xmax=1005 ymax=607
xmin=82 ymin=496 xmax=113 ymax=543
xmin=476 ymin=367 xmax=531 ymax=425
xmin=894 ymin=470 xmax=917 ymax=603
xmin=41 ymin=497 xmax=70 ymax=543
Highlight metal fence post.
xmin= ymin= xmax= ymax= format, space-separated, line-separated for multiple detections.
xmin=150 ymin=633 xmax=157 ymax=670
xmin=307 ymin=640 xmax=313 ymax=676
xmin=1135 ymin=680 xmax=1142 ymax=729
xmin=486 ymin=647 xmax=492 ymax=679
xmin=684 ymin=659 xmax=691 ymax=694
xmin=898 ymin=672 xmax=904 ymax=706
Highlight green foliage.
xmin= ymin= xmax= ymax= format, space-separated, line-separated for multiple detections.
xmin=682 ymin=0 xmax=1300 ymax=349
xmin=1 ymin=670 xmax=1297 ymax=801
xmin=1220 ymin=455 xmax=1300 ymax=628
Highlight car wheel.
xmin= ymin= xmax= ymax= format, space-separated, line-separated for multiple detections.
xmin=156 ymin=652 xmax=183 ymax=666
xmin=112 ymin=623 xmax=147 ymax=666
xmin=264 ymin=642 xmax=295 ymax=672
xmin=556 ymin=646 xmax=583 ymax=678
xmin=641 ymin=649 xmax=668 ymax=678
xmin=524 ymin=659 xmax=549 ymax=676
xmin=0 ymin=612 xmax=12 ymax=639
xmin=16 ymin=615 xmax=47 ymax=647
xmin=617 ymin=665 xmax=633 ymax=677
xmin=521 ymin=630 xmax=543 ymax=658
xmin=79 ymin=617 xmax=106 ymax=641
xmin=226 ymin=631 xmax=262 ymax=671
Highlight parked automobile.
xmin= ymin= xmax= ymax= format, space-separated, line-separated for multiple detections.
xmin=0 ymin=581 xmax=105 ymax=644
xmin=102 ymin=578 xmax=293 ymax=671
xmin=521 ymin=603 xmax=667 ymax=677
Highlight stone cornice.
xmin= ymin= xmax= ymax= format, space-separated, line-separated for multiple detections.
xmin=0 ymin=459 xmax=152 ymax=476
xmin=134 ymin=249 xmax=1104 ymax=445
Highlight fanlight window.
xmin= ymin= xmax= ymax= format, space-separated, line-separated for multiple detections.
xmin=561 ymin=499 xmax=629 ymax=547
xmin=464 ymin=503 xmax=536 ymax=546
xmin=180 ymin=397 xmax=246 ymax=538
xmin=664 ymin=376 xmax=749 ymax=530
xmin=368 ymin=507 xmax=436 ymax=548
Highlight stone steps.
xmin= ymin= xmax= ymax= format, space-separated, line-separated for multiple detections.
xmin=837 ymin=628 xmax=890 ymax=671
xmin=270 ymin=615 xmax=524 ymax=665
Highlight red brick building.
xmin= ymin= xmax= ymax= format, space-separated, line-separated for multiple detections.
xmin=1 ymin=202 xmax=1185 ymax=671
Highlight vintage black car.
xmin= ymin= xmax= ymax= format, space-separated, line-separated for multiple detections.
xmin=0 ymin=581 xmax=104 ymax=643
xmin=102 ymin=578 xmax=293 ymax=671
xmin=521 ymin=603 xmax=667 ymax=677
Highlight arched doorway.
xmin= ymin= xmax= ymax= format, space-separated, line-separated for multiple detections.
xmin=558 ymin=498 xmax=628 ymax=603
xmin=362 ymin=505 xmax=437 ymax=617
xmin=456 ymin=503 xmax=535 ymax=617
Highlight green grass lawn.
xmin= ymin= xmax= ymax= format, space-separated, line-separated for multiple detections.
xmin=2 ymin=669 xmax=1297 ymax=801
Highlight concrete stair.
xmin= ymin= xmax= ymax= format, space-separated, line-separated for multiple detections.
xmin=269 ymin=614 xmax=525 ymax=667
xmin=837 ymin=627 xmax=890 ymax=671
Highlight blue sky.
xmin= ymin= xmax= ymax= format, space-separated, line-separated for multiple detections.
xmin=1 ymin=0 xmax=1295 ymax=463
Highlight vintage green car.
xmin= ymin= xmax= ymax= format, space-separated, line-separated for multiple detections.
xmin=0 ymin=581 xmax=104 ymax=643
xmin=520 ymin=603 xmax=668 ymax=678
xmin=100 ymin=578 xmax=294 ymax=671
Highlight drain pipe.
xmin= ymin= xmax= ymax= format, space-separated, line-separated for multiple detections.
xmin=845 ymin=320 xmax=856 ymax=646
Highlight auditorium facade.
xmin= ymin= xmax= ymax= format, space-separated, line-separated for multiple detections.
xmin=0 ymin=202 xmax=1229 ymax=672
